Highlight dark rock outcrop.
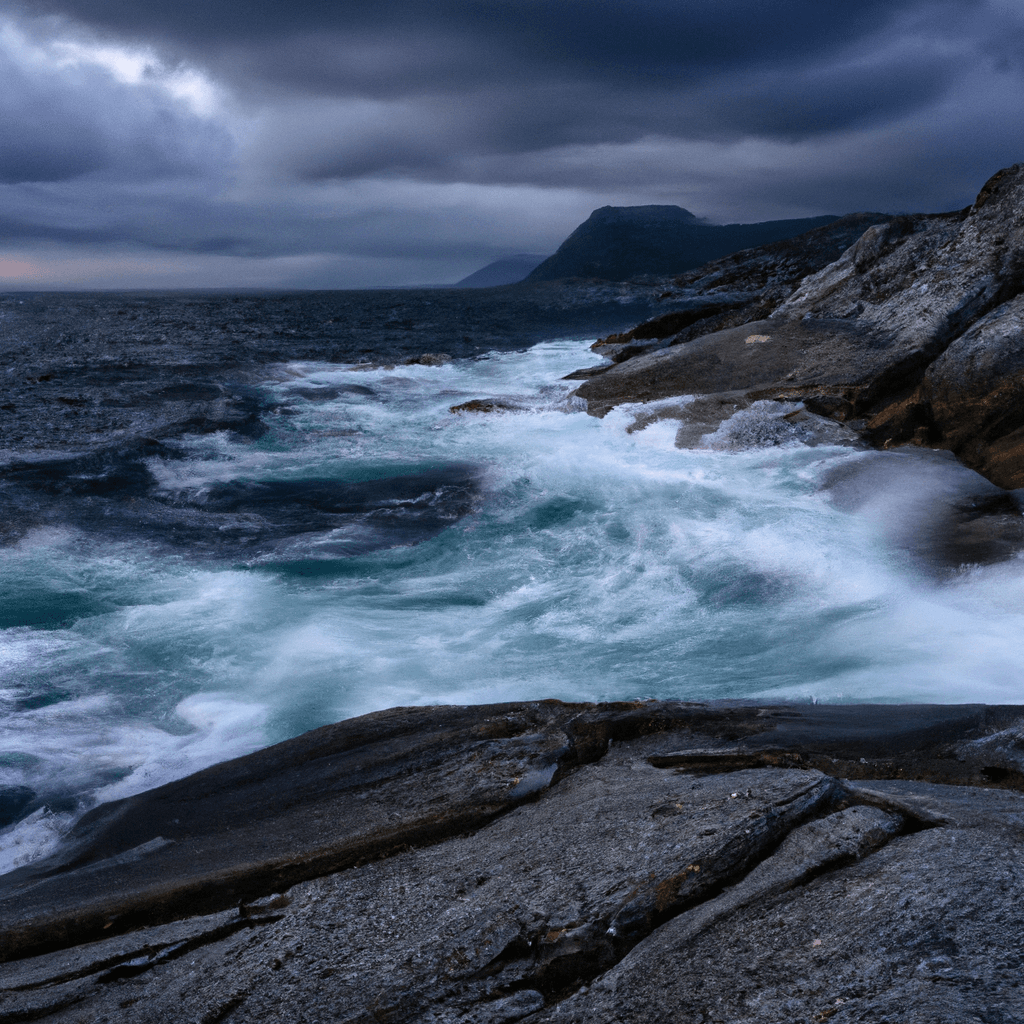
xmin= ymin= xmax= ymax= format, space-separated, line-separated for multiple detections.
xmin=450 ymin=398 xmax=525 ymax=414
xmin=571 ymin=164 xmax=1024 ymax=490
xmin=526 ymin=205 xmax=841 ymax=282
xmin=868 ymin=291 xmax=1024 ymax=487
xmin=5 ymin=700 xmax=1024 ymax=1022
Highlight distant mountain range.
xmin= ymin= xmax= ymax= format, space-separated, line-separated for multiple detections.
xmin=454 ymin=254 xmax=550 ymax=287
xmin=453 ymin=206 xmax=849 ymax=287
xmin=525 ymin=205 xmax=842 ymax=282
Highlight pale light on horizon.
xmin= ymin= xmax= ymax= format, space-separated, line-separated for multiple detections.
xmin=0 ymin=2 xmax=1022 ymax=289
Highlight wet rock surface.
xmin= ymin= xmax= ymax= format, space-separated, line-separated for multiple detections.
xmin=4 ymin=699 xmax=1024 ymax=1022
xmin=450 ymin=398 xmax=526 ymax=415
xmin=817 ymin=448 xmax=1024 ymax=572
xmin=571 ymin=164 xmax=1024 ymax=495
xmin=579 ymin=212 xmax=893 ymax=370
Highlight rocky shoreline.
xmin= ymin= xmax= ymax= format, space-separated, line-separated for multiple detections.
xmin=570 ymin=164 xmax=1024 ymax=493
xmin=5 ymin=167 xmax=1024 ymax=1023
xmin=4 ymin=699 xmax=1024 ymax=1022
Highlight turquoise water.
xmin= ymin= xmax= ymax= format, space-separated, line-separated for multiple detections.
xmin=2 ymin=337 xmax=1024 ymax=870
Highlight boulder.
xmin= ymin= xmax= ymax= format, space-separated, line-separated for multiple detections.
xmin=450 ymin=398 xmax=526 ymax=414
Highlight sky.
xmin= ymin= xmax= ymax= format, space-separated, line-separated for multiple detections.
xmin=1 ymin=0 xmax=1023 ymax=290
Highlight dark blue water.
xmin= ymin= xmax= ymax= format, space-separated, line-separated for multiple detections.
xmin=2 ymin=288 xmax=1023 ymax=874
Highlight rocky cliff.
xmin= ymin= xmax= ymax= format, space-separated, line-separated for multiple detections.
xmin=571 ymin=164 xmax=1024 ymax=490
xmin=525 ymin=205 xmax=841 ymax=282
xmin=5 ymin=700 xmax=1024 ymax=1022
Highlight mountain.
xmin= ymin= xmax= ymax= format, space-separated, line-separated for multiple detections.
xmin=454 ymin=254 xmax=550 ymax=288
xmin=525 ymin=204 xmax=840 ymax=282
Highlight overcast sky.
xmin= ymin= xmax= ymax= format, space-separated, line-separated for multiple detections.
xmin=2 ymin=0 xmax=1023 ymax=289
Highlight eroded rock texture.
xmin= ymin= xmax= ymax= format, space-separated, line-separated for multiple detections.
xmin=4 ymin=700 xmax=1024 ymax=1022
xmin=572 ymin=164 xmax=1024 ymax=490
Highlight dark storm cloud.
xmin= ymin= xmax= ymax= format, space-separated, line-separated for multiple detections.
xmin=11 ymin=1 xmax=961 ymax=85
xmin=7 ymin=1 xmax=1018 ymax=152
xmin=282 ymin=43 xmax=959 ymax=185
xmin=0 ymin=26 xmax=232 ymax=185
xmin=20 ymin=0 xmax=1001 ymax=187
xmin=2 ymin=0 xmax=1024 ymax=287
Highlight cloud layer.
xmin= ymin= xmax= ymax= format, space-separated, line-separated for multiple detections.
xmin=2 ymin=0 xmax=1023 ymax=287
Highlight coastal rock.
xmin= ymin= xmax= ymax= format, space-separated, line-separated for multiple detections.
xmin=404 ymin=352 xmax=453 ymax=366
xmin=818 ymin=448 xmax=1024 ymax=570
xmin=583 ymin=298 xmax=752 ymax=366
xmin=450 ymin=398 xmax=525 ymax=414
xmin=539 ymin=790 xmax=1024 ymax=1024
xmin=574 ymin=315 xmax=896 ymax=418
xmin=696 ymin=399 xmax=865 ymax=451
xmin=573 ymin=164 xmax=1024 ymax=495
xmin=870 ymin=291 xmax=1024 ymax=487
xmin=579 ymin=211 xmax=892 ymax=368
xmin=5 ymin=701 xmax=1024 ymax=1021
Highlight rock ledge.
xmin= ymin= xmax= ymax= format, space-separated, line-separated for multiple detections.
xmin=5 ymin=699 xmax=1024 ymax=1022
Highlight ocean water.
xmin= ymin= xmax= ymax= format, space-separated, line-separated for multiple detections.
xmin=2 ymin=290 xmax=1024 ymax=872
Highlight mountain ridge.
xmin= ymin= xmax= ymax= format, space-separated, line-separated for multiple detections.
xmin=526 ymin=205 xmax=841 ymax=282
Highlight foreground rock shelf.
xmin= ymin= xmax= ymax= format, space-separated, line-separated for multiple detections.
xmin=3 ymin=700 xmax=1024 ymax=1022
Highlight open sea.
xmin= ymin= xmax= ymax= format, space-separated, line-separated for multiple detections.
xmin=2 ymin=287 xmax=1024 ymax=872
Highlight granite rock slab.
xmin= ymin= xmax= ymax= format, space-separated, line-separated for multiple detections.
xmin=4 ymin=701 xmax=1024 ymax=1022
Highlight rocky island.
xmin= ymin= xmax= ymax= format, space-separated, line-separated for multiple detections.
xmin=5 ymin=165 xmax=1024 ymax=1023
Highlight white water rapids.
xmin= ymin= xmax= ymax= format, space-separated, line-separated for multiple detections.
xmin=2 ymin=337 xmax=1023 ymax=870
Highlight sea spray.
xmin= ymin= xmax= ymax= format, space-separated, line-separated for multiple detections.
xmin=2 ymin=337 xmax=1023 ymax=870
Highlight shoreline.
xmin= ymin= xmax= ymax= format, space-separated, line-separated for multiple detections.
xmin=4 ymin=697 xmax=1024 ymax=1020
xmin=5 ymin=163 xmax=1024 ymax=1019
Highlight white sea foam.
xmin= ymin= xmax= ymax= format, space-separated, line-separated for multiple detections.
xmin=0 ymin=808 xmax=77 ymax=875
xmin=3 ymin=337 xmax=1024 ymax=867
xmin=0 ymin=692 xmax=267 ymax=871
xmin=90 ymin=694 xmax=269 ymax=804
